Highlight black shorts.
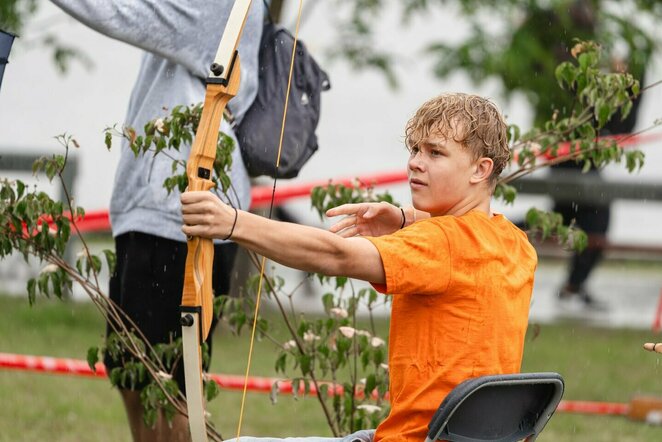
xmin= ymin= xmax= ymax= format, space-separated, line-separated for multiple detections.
xmin=104 ymin=231 xmax=238 ymax=392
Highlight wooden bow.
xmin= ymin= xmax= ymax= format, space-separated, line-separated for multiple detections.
xmin=180 ymin=1 xmax=253 ymax=441
xmin=182 ymin=1 xmax=305 ymax=439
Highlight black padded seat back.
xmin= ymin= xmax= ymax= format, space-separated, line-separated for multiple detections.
xmin=426 ymin=372 xmax=564 ymax=442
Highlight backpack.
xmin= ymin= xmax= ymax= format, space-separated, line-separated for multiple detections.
xmin=233 ymin=21 xmax=331 ymax=178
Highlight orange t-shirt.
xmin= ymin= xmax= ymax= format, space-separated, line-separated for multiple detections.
xmin=365 ymin=210 xmax=537 ymax=442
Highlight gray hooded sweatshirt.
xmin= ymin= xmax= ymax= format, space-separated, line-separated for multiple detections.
xmin=51 ymin=0 xmax=264 ymax=241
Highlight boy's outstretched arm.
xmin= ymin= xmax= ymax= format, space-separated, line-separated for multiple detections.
xmin=181 ymin=191 xmax=386 ymax=283
xmin=327 ymin=202 xmax=430 ymax=238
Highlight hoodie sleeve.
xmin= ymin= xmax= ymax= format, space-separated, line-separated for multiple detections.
xmin=50 ymin=0 xmax=254 ymax=78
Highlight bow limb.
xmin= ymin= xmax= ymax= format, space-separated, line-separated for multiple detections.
xmin=181 ymin=1 xmax=253 ymax=441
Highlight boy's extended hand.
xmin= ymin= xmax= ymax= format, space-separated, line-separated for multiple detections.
xmin=327 ymin=202 xmax=403 ymax=238
xmin=181 ymin=191 xmax=235 ymax=239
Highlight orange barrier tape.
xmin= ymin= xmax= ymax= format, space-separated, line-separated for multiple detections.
xmin=0 ymin=351 xmax=638 ymax=415
xmin=557 ymin=400 xmax=629 ymax=416
xmin=0 ymin=352 xmax=345 ymax=397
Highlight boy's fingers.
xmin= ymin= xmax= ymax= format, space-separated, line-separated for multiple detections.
xmin=334 ymin=225 xmax=359 ymax=238
xmin=329 ymin=215 xmax=356 ymax=233
xmin=181 ymin=224 xmax=197 ymax=236
xmin=181 ymin=213 xmax=207 ymax=225
xmin=182 ymin=223 xmax=215 ymax=239
xmin=181 ymin=190 xmax=214 ymax=204
xmin=181 ymin=200 xmax=211 ymax=215
xmin=362 ymin=206 xmax=377 ymax=218
xmin=180 ymin=191 xmax=200 ymax=203
xmin=326 ymin=203 xmax=361 ymax=217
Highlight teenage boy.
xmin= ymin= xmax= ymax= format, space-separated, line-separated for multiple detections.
xmin=181 ymin=93 xmax=537 ymax=441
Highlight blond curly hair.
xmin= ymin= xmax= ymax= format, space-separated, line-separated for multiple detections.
xmin=405 ymin=93 xmax=510 ymax=186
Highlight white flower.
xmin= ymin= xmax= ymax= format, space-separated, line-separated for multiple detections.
xmin=357 ymin=404 xmax=382 ymax=414
xmin=370 ymin=337 xmax=386 ymax=348
xmin=329 ymin=307 xmax=348 ymax=319
xmin=283 ymin=339 xmax=297 ymax=351
xmin=379 ymin=363 xmax=389 ymax=372
xmin=40 ymin=264 xmax=59 ymax=274
xmin=76 ymin=249 xmax=87 ymax=258
xmin=303 ymin=331 xmax=320 ymax=343
xmin=154 ymin=118 xmax=165 ymax=133
xmin=338 ymin=326 xmax=356 ymax=338
xmin=356 ymin=330 xmax=371 ymax=337
xmin=156 ymin=370 xmax=173 ymax=380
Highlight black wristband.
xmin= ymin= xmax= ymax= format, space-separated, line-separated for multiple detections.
xmin=222 ymin=206 xmax=238 ymax=240
xmin=399 ymin=207 xmax=406 ymax=229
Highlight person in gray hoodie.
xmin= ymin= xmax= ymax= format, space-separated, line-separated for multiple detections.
xmin=50 ymin=1 xmax=264 ymax=440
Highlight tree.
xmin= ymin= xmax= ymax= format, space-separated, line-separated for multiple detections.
xmin=329 ymin=0 xmax=659 ymax=101
xmin=0 ymin=0 xmax=91 ymax=73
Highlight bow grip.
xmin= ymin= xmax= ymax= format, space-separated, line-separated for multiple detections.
xmin=182 ymin=233 xmax=215 ymax=341
xmin=181 ymin=173 xmax=216 ymax=340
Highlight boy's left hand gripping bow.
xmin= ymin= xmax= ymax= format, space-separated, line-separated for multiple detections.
xmin=180 ymin=1 xmax=253 ymax=441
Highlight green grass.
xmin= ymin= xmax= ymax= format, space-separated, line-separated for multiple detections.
xmin=2 ymin=295 xmax=662 ymax=441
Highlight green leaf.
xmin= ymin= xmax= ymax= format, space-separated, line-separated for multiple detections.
xmin=204 ymin=378 xmax=220 ymax=402
xmin=90 ymin=255 xmax=102 ymax=273
xmin=554 ymin=62 xmax=576 ymax=90
xmin=16 ymin=180 xmax=25 ymax=199
xmin=27 ymin=278 xmax=36 ymax=305
xmin=322 ymin=293 xmax=334 ymax=314
xmin=524 ymin=208 xmax=540 ymax=227
xmin=275 ymin=352 xmax=287 ymax=373
xmin=572 ymin=229 xmax=588 ymax=252
xmin=318 ymin=383 xmax=329 ymax=401
xmin=300 ymin=354 xmax=312 ymax=375
xmin=87 ymin=347 xmax=99 ymax=371
xmin=365 ymin=373 xmax=377 ymax=394
xmin=596 ymin=102 xmax=611 ymax=128
xmin=373 ymin=347 xmax=385 ymax=366
xmin=103 ymin=249 xmax=117 ymax=274
xmin=578 ymin=53 xmax=590 ymax=70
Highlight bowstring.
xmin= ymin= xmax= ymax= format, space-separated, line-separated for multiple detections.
xmin=235 ymin=0 xmax=305 ymax=438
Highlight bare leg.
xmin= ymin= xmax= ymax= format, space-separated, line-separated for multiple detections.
xmin=119 ymin=389 xmax=191 ymax=442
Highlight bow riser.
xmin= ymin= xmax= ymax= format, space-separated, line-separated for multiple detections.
xmin=182 ymin=62 xmax=241 ymax=343
xmin=181 ymin=54 xmax=241 ymax=442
